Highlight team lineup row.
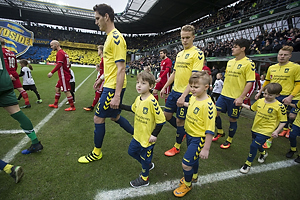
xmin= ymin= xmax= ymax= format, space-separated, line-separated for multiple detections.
xmin=1 ymin=3 xmax=300 ymax=198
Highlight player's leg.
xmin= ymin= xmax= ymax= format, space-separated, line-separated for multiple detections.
xmin=129 ymin=142 xmax=154 ymax=188
xmin=164 ymin=90 xmax=178 ymax=129
xmin=63 ymin=79 xmax=75 ymax=111
xmin=4 ymin=101 xmax=43 ymax=154
xmin=286 ymin=124 xmax=300 ymax=161
xmin=49 ymin=83 xmax=61 ymax=108
xmin=174 ymin=135 xmax=203 ymax=197
xmin=84 ymin=90 xmax=102 ymax=111
xmin=70 ymin=82 xmax=75 ymax=103
xmin=240 ymin=132 xmax=268 ymax=173
xmin=165 ymin=92 xmax=189 ymax=157
xmin=110 ymin=88 xmax=133 ymax=134
xmin=0 ymin=159 xmax=24 ymax=183
xmin=16 ymin=87 xmax=31 ymax=108
xmin=220 ymin=98 xmax=242 ymax=149
xmin=213 ymin=95 xmax=227 ymax=141
xmin=31 ymin=85 xmax=42 ymax=103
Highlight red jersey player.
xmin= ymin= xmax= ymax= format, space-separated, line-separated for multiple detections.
xmin=0 ymin=38 xmax=31 ymax=108
xmin=84 ymin=45 xmax=105 ymax=111
xmin=47 ymin=40 xmax=75 ymax=111
xmin=153 ymin=49 xmax=172 ymax=103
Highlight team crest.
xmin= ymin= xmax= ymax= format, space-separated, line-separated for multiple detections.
xmin=270 ymin=75 xmax=273 ymax=79
xmin=268 ymin=108 xmax=273 ymax=113
xmin=185 ymin=54 xmax=190 ymax=59
xmin=237 ymin=64 xmax=242 ymax=69
xmin=0 ymin=20 xmax=34 ymax=57
xmin=193 ymin=107 xmax=200 ymax=114
xmin=143 ymin=107 xmax=148 ymax=114
xmin=284 ymin=68 xmax=289 ymax=73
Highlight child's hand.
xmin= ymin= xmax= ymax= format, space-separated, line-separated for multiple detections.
xmin=149 ymin=135 xmax=157 ymax=143
xmin=199 ymin=149 xmax=209 ymax=159
xmin=271 ymin=131 xmax=279 ymax=138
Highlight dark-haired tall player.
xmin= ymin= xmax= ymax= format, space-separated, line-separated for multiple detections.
xmin=212 ymin=39 xmax=255 ymax=149
xmin=153 ymin=49 xmax=172 ymax=103
xmin=1 ymin=38 xmax=31 ymax=108
xmin=78 ymin=3 xmax=133 ymax=163
xmin=48 ymin=40 xmax=75 ymax=111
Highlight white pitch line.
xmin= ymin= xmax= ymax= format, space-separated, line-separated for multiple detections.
xmin=0 ymin=129 xmax=24 ymax=134
xmin=94 ymin=159 xmax=298 ymax=200
xmin=1 ymin=70 xmax=96 ymax=164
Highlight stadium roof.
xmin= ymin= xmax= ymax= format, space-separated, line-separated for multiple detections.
xmin=0 ymin=0 xmax=238 ymax=34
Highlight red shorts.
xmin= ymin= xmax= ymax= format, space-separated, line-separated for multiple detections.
xmin=97 ymin=81 xmax=104 ymax=92
xmin=12 ymin=78 xmax=23 ymax=89
xmin=154 ymin=81 xmax=171 ymax=94
xmin=56 ymin=78 xmax=71 ymax=92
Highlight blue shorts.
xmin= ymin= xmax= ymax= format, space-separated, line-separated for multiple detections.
xmin=95 ymin=87 xmax=125 ymax=118
xmin=128 ymin=138 xmax=154 ymax=165
xmin=215 ymin=95 xmax=242 ymax=119
xmin=276 ymin=95 xmax=298 ymax=113
xmin=251 ymin=131 xmax=270 ymax=145
xmin=182 ymin=134 xmax=206 ymax=167
xmin=164 ymin=90 xmax=191 ymax=119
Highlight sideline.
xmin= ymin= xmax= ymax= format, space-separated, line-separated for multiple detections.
xmin=94 ymin=159 xmax=298 ymax=200
xmin=1 ymin=70 xmax=96 ymax=163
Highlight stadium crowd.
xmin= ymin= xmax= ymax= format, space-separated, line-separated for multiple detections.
xmin=23 ymin=0 xmax=299 ymax=56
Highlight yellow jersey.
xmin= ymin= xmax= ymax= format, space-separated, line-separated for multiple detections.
xmin=293 ymin=101 xmax=300 ymax=127
xmin=173 ymin=46 xmax=204 ymax=93
xmin=251 ymin=98 xmax=287 ymax=136
xmin=265 ymin=62 xmax=300 ymax=96
xmin=221 ymin=57 xmax=255 ymax=99
xmin=103 ymin=28 xmax=127 ymax=89
xmin=131 ymin=94 xmax=166 ymax=148
xmin=184 ymin=96 xmax=216 ymax=137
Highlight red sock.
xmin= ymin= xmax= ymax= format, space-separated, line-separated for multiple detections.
xmin=54 ymin=93 xmax=61 ymax=105
xmin=92 ymin=91 xmax=101 ymax=107
xmin=67 ymin=96 xmax=75 ymax=108
xmin=20 ymin=90 xmax=30 ymax=105
xmin=153 ymin=93 xmax=158 ymax=101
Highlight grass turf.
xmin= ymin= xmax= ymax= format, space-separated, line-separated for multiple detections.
xmin=0 ymin=64 xmax=299 ymax=200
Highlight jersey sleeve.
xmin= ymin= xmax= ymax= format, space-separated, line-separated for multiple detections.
xmin=246 ymin=60 xmax=256 ymax=82
xmin=278 ymin=103 xmax=287 ymax=123
xmin=192 ymin=49 xmax=204 ymax=72
xmin=203 ymin=101 xmax=216 ymax=135
xmin=112 ymin=33 xmax=126 ymax=63
xmin=150 ymin=98 xmax=166 ymax=125
xmin=294 ymin=63 xmax=300 ymax=82
xmin=265 ymin=67 xmax=271 ymax=81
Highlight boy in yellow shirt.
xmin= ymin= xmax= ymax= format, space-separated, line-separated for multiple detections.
xmin=240 ymin=83 xmax=287 ymax=173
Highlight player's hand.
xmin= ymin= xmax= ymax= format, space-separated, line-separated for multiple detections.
xmin=177 ymin=96 xmax=185 ymax=107
xmin=149 ymin=135 xmax=157 ymax=143
xmin=255 ymin=93 xmax=260 ymax=100
xmin=200 ymin=149 xmax=209 ymax=159
xmin=160 ymin=88 xmax=166 ymax=98
xmin=234 ymin=97 xmax=243 ymax=106
xmin=93 ymin=78 xmax=102 ymax=90
xmin=110 ymin=95 xmax=120 ymax=109
xmin=47 ymin=72 xmax=53 ymax=78
xmin=271 ymin=131 xmax=279 ymax=138
xmin=9 ymin=74 xmax=16 ymax=81
xmin=282 ymin=96 xmax=293 ymax=105
xmin=155 ymin=77 xmax=161 ymax=83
